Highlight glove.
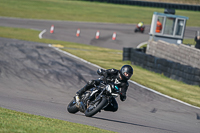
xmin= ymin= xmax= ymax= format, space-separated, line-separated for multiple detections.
xmin=97 ymin=68 xmax=103 ymax=75
xmin=97 ymin=69 xmax=107 ymax=77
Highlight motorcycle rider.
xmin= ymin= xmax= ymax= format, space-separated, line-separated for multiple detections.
xmin=137 ymin=22 xmax=144 ymax=29
xmin=195 ymin=31 xmax=200 ymax=49
xmin=75 ymin=65 xmax=133 ymax=112
xmin=135 ymin=22 xmax=145 ymax=33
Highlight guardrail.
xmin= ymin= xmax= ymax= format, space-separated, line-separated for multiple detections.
xmin=84 ymin=0 xmax=200 ymax=11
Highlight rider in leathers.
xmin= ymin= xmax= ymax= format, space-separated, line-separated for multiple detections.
xmin=75 ymin=65 xmax=133 ymax=112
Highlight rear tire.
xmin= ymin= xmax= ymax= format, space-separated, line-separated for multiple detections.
xmin=84 ymin=97 xmax=107 ymax=117
xmin=67 ymin=99 xmax=79 ymax=114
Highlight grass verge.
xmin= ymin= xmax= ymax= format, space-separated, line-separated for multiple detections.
xmin=0 ymin=107 xmax=114 ymax=133
xmin=183 ymin=38 xmax=196 ymax=45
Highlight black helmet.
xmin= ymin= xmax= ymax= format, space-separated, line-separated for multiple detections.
xmin=120 ymin=65 xmax=133 ymax=80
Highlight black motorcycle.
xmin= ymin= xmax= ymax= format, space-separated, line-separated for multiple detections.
xmin=67 ymin=79 xmax=119 ymax=117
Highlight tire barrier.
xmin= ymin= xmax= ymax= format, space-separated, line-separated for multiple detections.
xmin=123 ymin=46 xmax=200 ymax=86
xmin=123 ymin=47 xmax=131 ymax=61
xmin=84 ymin=0 xmax=200 ymax=11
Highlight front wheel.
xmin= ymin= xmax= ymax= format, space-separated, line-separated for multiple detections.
xmin=134 ymin=29 xmax=138 ymax=33
xmin=84 ymin=97 xmax=108 ymax=117
xmin=67 ymin=99 xmax=79 ymax=114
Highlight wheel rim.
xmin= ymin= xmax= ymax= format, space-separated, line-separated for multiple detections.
xmin=69 ymin=100 xmax=76 ymax=107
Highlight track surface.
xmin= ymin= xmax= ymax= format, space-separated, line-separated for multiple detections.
xmin=0 ymin=18 xmax=200 ymax=133
xmin=1 ymin=17 xmax=199 ymax=49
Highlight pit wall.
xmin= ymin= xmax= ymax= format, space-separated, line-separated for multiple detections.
xmin=123 ymin=40 xmax=200 ymax=86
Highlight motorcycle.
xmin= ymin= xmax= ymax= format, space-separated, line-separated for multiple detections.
xmin=134 ymin=25 xmax=145 ymax=33
xmin=67 ymin=78 xmax=119 ymax=117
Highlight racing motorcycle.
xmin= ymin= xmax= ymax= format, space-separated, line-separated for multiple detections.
xmin=67 ymin=78 xmax=120 ymax=117
xmin=134 ymin=25 xmax=145 ymax=33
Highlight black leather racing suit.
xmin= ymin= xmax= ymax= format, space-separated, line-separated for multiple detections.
xmin=76 ymin=68 xmax=129 ymax=112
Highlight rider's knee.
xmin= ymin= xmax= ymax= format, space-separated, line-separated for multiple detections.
xmin=112 ymin=104 xmax=118 ymax=112
xmin=87 ymin=80 xmax=95 ymax=85
xmin=87 ymin=80 xmax=100 ymax=86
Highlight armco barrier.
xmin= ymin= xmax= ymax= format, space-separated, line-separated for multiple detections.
xmin=123 ymin=46 xmax=200 ymax=86
xmin=84 ymin=0 xmax=200 ymax=11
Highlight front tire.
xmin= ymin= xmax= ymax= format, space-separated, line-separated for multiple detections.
xmin=84 ymin=97 xmax=108 ymax=117
xmin=67 ymin=99 xmax=79 ymax=114
xmin=134 ymin=29 xmax=138 ymax=33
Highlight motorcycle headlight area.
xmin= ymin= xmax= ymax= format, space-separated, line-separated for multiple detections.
xmin=105 ymin=85 xmax=112 ymax=93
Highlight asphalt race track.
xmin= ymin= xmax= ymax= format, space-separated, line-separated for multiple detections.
xmin=0 ymin=17 xmax=200 ymax=133
xmin=1 ymin=17 xmax=199 ymax=49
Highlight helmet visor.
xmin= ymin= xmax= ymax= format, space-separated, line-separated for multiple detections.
xmin=124 ymin=72 xmax=132 ymax=79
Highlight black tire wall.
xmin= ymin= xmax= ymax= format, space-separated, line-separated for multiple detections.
xmin=82 ymin=0 xmax=200 ymax=11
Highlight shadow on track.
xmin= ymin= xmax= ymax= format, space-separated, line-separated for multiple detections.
xmin=91 ymin=116 xmax=177 ymax=133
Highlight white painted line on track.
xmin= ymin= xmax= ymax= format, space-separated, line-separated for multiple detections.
xmin=48 ymin=44 xmax=200 ymax=110
xmin=48 ymin=44 xmax=102 ymax=69
xmin=39 ymin=29 xmax=46 ymax=39
xmin=129 ymin=80 xmax=200 ymax=110
xmin=137 ymin=41 xmax=148 ymax=48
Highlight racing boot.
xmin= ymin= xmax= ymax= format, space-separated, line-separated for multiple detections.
xmin=75 ymin=83 xmax=94 ymax=107
xmin=75 ymin=94 xmax=81 ymax=107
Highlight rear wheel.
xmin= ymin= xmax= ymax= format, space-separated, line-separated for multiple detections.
xmin=67 ymin=99 xmax=79 ymax=114
xmin=84 ymin=97 xmax=107 ymax=117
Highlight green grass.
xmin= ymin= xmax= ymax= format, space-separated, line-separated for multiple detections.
xmin=183 ymin=38 xmax=196 ymax=45
xmin=0 ymin=0 xmax=200 ymax=27
xmin=0 ymin=107 xmax=114 ymax=133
